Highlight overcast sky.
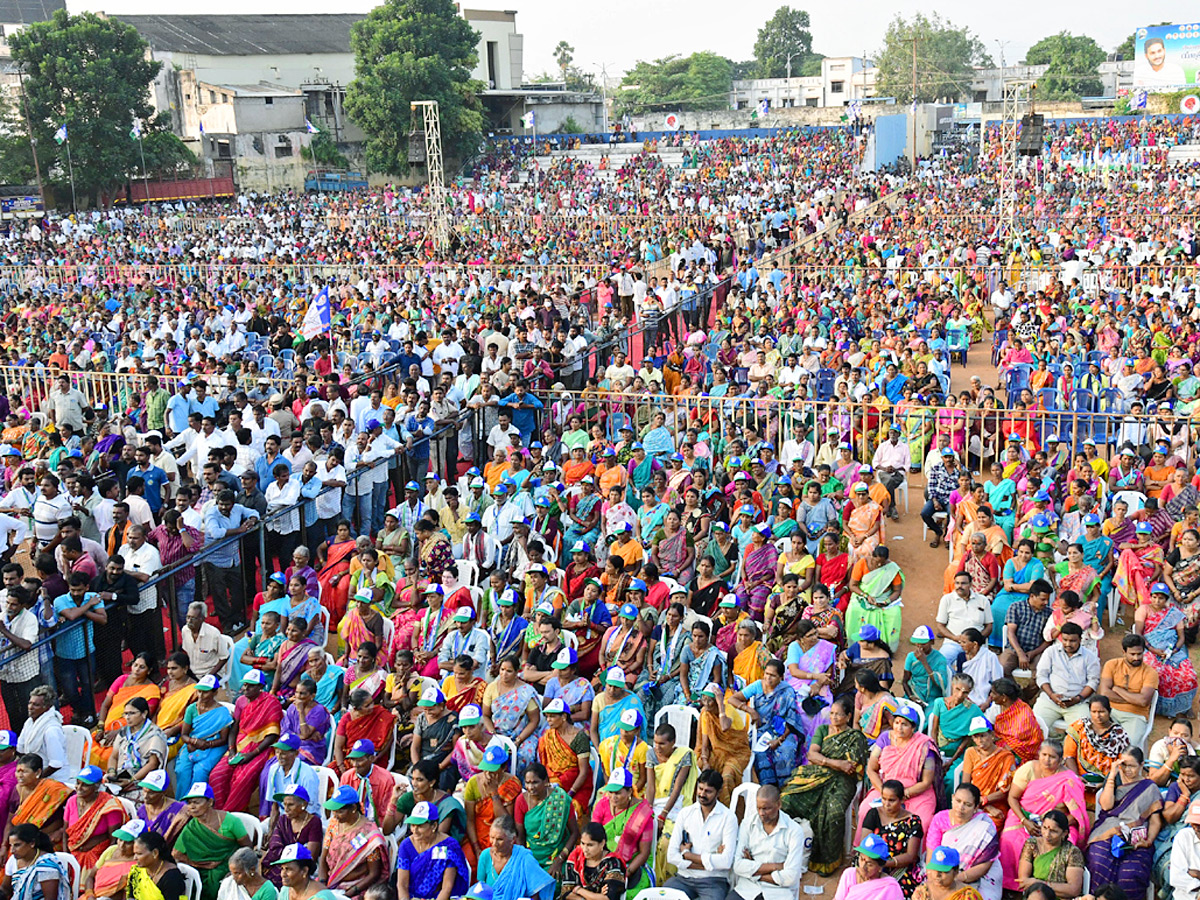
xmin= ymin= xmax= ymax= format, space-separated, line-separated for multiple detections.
xmin=76 ymin=0 xmax=1199 ymax=80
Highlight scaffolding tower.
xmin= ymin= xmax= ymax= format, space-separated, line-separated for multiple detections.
xmin=411 ymin=100 xmax=449 ymax=252
xmin=996 ymin=79 xmax=1036 ymax=241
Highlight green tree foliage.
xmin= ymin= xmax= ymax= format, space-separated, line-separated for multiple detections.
xmin=300 ymin=131 xmax=350 ymax=170
xmin=753 ymin=6 xmax=816 ymax=78
xmin=799 ymin=54 xmax=825 ymax=77
xmin=875 ymin=13 xmax=991 ymax=103
xmin=616 ymin=52 xmax=732 ymax=114
xmin=0 ymin=96 xmax=36 ymax=186
xmin=557 ymin=115 xmax=584 ymax=134
xmin=1025 ymin=32 xmax=1105 ymax=99
xmin=140 ymin=118 xmax=196 ymax=178
xmin=8 ymin=10 xmax=160 ymax=201
xmin=345 ymin=0 xmax=484 ymax=175
xmin=554 ymin=41 xmax=574 ymax=81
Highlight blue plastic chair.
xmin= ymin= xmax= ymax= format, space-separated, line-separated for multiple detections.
xmin=946 ymin=328 xmax=969 ymax=366
xmin=1037 ymin=387 xmax=1060 ymax=411
xmin=1072 ymin=389 xmax=1097 ymax=414
xmin=816 ymin=369 xmax=836 ymax=401
xmin=1005 ymin=366 xmax=1031 ymax=397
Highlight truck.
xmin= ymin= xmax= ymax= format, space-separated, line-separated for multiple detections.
xmin=304 ymin=169 xmax=368 ymax=192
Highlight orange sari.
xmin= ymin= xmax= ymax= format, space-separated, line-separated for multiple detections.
xmin=91 ymin=678 xmax=160 ymax=767
xmin=65 ymin=793 xmax=127 ymax=871
xmin=441 ymin=674 xmax=486 ymax=714
xmin=10 ymin=779 xmax=71 ymax=830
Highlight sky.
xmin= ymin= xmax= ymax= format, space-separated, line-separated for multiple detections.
xmin=74 ymin=0 xmax=1200 ymax=80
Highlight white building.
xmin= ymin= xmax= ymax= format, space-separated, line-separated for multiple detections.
xmin=730 ymin=57 xmax=877 ymax=110
xmin=969 ymin=60 xmax=1133 ymax=102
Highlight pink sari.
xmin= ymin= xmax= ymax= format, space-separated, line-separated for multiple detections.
xmin=857 ymin=731 xmax=940 ymax=839
xmin=998 ymin=767 xmax=1090 ymax=890
xmin=832 ymin=869 xmax=904 ymax=900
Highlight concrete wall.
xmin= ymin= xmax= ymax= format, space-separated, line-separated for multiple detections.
xmin=158 ymin=50 xmax=356 ymax=91
xmin=231 ymin=130 xmax=311 ymax=192
xmin=509 ymin=101 xmax=604 ymax=134
xmin=230 ymin=93 xmax=306 ymax=133
xmin=468 ymin=14 xmax=521 ymax=91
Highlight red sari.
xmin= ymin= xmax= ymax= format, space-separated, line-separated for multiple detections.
xmin=564 ymin=562 xmax=601 ymax=603
xmin=817 ymin=551 xmax=851 ymax=611
xmin=318 ymin=539 xmax=358 ymax=628
xmin=333 ymin=706 xmax=395 ymax=774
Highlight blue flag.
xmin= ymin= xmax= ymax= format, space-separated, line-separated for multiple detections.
xmin=300 ymin=287 xmax=331 ymax=339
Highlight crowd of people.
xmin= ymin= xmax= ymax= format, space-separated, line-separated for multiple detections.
xmin=1 ymin=114 xmax=1200 ymax=900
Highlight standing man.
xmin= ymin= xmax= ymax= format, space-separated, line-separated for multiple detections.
xmin=121 ymin=525 xmax=163 ymax=661
xmin=51 ymin=572 xmax=107 ymax=724
xmin=0 ymin=586 xmax=40 ymax=731
xmin=45 ymin=375 xmax=87 ymax=434
xmin=202 ymin=490 xmax=258 ymax=633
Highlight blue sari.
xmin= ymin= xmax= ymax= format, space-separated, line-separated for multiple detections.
xmin=985 ymin=478 xmax=1017 ymax=540
xmin=231 ymin=596 xmax=291 ymax=688
xmin=744 ymin=679 xmax=804 ymax=786
xmin=313 ymin=664 xmax=346 ymax=715
xmin=637 ymin=502 xmax=668 ymax=540
xmin=598 ymin=691 xmax=646 ymax=743
xmin=643 ymin=426 xmax=675 ymax=459
xmin=398 ymin=835 xmax=468 ymax=900
xmin=478 ymin=844 xmax=555 ymax=900
xmin=1081 ymin=533 xmax=1115 ymax=616
xmin=563 ymin=493 xmax=602 ymax=558
xmin=990 ymin=557 xmax=1045 ymax=648
xmin=174 ymin=702 xmax=235 ymax=790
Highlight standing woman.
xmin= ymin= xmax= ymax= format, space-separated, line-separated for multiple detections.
xmin=0 ymin=824 xmax=68 ymax=900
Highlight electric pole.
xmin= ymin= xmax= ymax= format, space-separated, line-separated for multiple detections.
xmin=911 ymin=36 xmax=918 ymax=170
xmin=15 ymin=67 xmax=45 ymax=212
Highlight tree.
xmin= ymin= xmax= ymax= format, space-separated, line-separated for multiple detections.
xmin=344 ymin=0 xmax=484 ymax=176
xmin=615 ymin=52 xmax=732 ymax=114
xmin=874 ymin=13 xmax=991 ymax=103
xmin=753 ymin=6 xmax=815 ymax=79
xmin=554 ymin=41 xmax=574 ymax=81
xmin=139 ymin=116 xmax=196 ymax=178
xmin=1115 ymin=23 xmax=1172 ymax=61
xmin=300 ymin=131 xmax=350 ymax=170
xmin=8 ymin=9 xmax=160 ymax=202
xmin=1024 ymin=32 xmax=1105 ymax=100
xmin=0 ymin=96 xmax=36 ymax=186
xmin=727 ymin=59 xmax=757 ymax=80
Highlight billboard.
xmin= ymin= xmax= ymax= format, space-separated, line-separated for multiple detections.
xmin=1134 ymin=23 xmax=1200 ymax=91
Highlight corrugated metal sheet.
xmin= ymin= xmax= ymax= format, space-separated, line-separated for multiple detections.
xmin=0 ymin=0 xmax=65 ymax=25
xmin=117 ymin=13 xmax=364 ymax=56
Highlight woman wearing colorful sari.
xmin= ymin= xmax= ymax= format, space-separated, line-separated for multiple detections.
xmin=816 ymin=533 xmax=852 ymax=612
xmin=998 ymin=740 xmax=1090 ymax=891
xmin=280 ymin=679 xmax=331 ymax=768
xmin=844 ymin=485 xmax=884 ymax=566
xmin=984 ymin=463 xmax=1017 ymax=542
xmin=961 ymin=721 xmax=1016 ymax=835
xmin=64 ymin=766 xmax=128 ymax=872
xmin=514 ymin=763 xmax=578 ymax=874
xmin=92 ymin=654 xmax=161 ymax=769
xmin=591 ymin=668 xmax=646 ymax=748
xmin=537 ymin=701 xmax=592 ymax=818
xmin=859 ymin=704 xmax=940 ymax=840
xmin=859 ymin=779 xmax=925 ymax=899
xmin=678 ymin=619 xmax=726 ymax=709
xmin=1135 ymin=582 xmax=1199 ymax=717
xmin=6 ymin=754 xmax=69 ymax=847
xmin=157 ymin=653 xmax=198 ymax=759
xmin=563 ymin=478 xmax=602 ymax=556
xmin=802 ymin=583 xmax=846 ymax=650
xmin=206 ymin=671 xmax=283 ymax=815
xmin=1014 ymin=809 xmax=1085 ymax=899
xmin=924 ymin=784 xmax=1003 ymax=900
xmin=1166 ymin=528 xmax=1200 ymax=627
xmin=317 ymin=787 xmax=384 ymax=898
xmin=1085 ymin=748 xmax=1163 ymax=897
xmin=781 ymin=695 xmax=870 ymax=876
xmin=81 ymin=819 xmax=140 ymax=900
xmin=636 ymin=602 xmax=688 ymax=723
xmin=331 ymin=689 xmax=393 ymax=776
xmin=317 ymin=522 xmax=359 ymax=629
xmin=990 ymin=541 xmax=1044 ymax=649
xmin=597 ymin=604 xmax=646 ymax=682
xmin=728 ymin=617 xmax=768 ymax=691
xmin=336 ymin=593 xmax=385 ymax=667
xmin=784 ymin=620 xmax=836 ymax=738
xmin=730 ymin=659 xmax=804 ymax=786
xmin=563 ymin=545 xmax=601 ymax=606
xmin=847 ymin=547 xmax=905 ymax=647
xmin=462 ymin=743 xmax=521 ymax=862
xmin=591 ymin=769 xmax=654 ymax=894
xmin=1114 ymin=522 xmax=1165 ymax=612
xmin=106 ymin=699 xmax=168 ymax=796
xmin=174 ymin=679 xmax=235 ymax=796
xmin=413 ymin=585 xmax=455 ymax=679
xmin=696 ymin=684 xmax=751 ymax=806
xmin=650 ymin=511 xmax=695 ymax=584
xmin=483 ymin=660 xmax=544 ymax=777
xmin=831 ymin=834 xmax=904 ymax=900
xmin=135 ymin=772 xmax=184 ymax=841
xmin=1063 ymin=696 xmax=1131 ymax=800
xmin=269 ymin=618 xmax=318 ymax=702
xmin=478 ymin=816 xmax=556 ymax=900
xmin=396 ymin=799 xmax=468 ymax=900
xmin=927 ymin=675 xmax=984 ymax=793
xmin=2 ymin=824 xmax=69 ymax=900
xmin=735 ymin=524 xmax=779 ymax=620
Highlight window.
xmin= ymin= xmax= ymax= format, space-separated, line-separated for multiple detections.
xmin=830 ymin=81 xmax=844 ymax=93
xmin=209 ymin=90 xmax=216 ymax=104
xmin=265 ymin=97 xmax=273 ymax=105
xmin=805 ymin=97 xmax=818 ymax=107
xmin=274 ymin=144 xmax=292 ymax=157
xmin=216 ymin=140 xmax=231 ymax=159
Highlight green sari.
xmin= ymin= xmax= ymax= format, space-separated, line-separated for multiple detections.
xmin=780 ymin=725 xmax=870 ymax=875
xmin=928 ymin=697 xmax=983 ymax=795
xmin=522 ymin=785 xmax=571 ymax=865
xmin=173 ymin=815 xmax=248 ymax=900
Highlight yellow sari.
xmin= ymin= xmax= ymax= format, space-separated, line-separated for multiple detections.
xmin=732 ymin=640 xmax=771 ymax=688
xmin=91 ymin=679 xmax=162 ymax=767
xmin=156 ymin=683 xmax=198 ymax=759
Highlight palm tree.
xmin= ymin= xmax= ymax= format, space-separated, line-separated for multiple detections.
xmin=553 ymin=41 xmax=574 ymax=83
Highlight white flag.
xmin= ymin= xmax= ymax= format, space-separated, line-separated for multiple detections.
xmin=756 ymin=99 xmax=769 ymax=118
xmin=54 ymin=124 xmax=67 ymax=145
xmin=521 ymin=110 xmax=535 ymax=129
xmin=305 ymin=118 xmax=319 ymax=134
xmin=300 ymin=287 xmax=331 ymax=340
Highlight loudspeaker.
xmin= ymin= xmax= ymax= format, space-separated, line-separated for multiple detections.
xmin=1017 ymin=114 xmax=1044 ymax=156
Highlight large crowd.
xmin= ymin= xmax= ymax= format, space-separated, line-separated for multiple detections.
xmin=0 ymin=114 xmax=1200 ymax=900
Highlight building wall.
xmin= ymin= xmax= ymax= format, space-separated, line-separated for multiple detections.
xmin=231 ymin=129 xmax=310 ymax=192
xmin=152 ymin=49 xmax=355 ymax=95
xmin=730 ymin=57 xmax=877 ymax=110
xmin=230 ymin=92 xmax=306 ymax=133
xmin=468 ymin=14 xmax=520 ymax=91
xmin=508 ymin=100 xmax=603 ymax=133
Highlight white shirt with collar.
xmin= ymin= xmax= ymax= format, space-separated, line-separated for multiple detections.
xmin=666 ymin=800 xmax=738 ymax=882
xmin=731 ymin=808 xmax=811 ymax=900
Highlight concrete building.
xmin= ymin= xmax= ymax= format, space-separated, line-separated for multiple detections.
xmin=969 ymin=60 xmax=1134 ymax=103
xmin=0 ymin=0 xmax=65 ymax=59
xmin=730 ymin=57 xmax=878 ymax=110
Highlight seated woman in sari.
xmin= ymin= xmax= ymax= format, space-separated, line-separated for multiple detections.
xmin=1114 ymin=522 xmax=1165 ymax=612
xmin=563 ymin=479 xmax=602 ymax=556
xmin=785 ymin=620 xmax=837 ymax=739
xmin=92 ymin=654 xmax=160 ymax=769
xmin=845 ymin=486 xmax=884 ymax=566
xmin=927 ymin=675 xmax=984 ymax=794
xmin=596 ymin=606 xmax=647 ymax=685
xmin=6 ymin=753 xmax=70 ymax=848
xmin=591 ymin=769 xmax=654 ymax=895
xmin=343 ymin=641 xmax=387 ymax=703
xmin=336 ymin=592 xmax=385 ymax=666
xmin=560 ymin=821 xmax=627 ymax=900
xmin=234 ymin=612 xmax=286 ymax=694
xmin=346 ymin=547 xmax=395 ymax=618
xmin=816 ymin=533 xmax=852 ymax=612
xmin=802 ymin=583 xmax=845 ymax=651
xmin=649 ymin=510 xmax=695 ymax=584
xmin=317 ymin=521 xmax=360 ymax=629
xmin=1085 ymin=748 xmax=1163 ymax=898
xmin=65 ymin=766 xmax=128 ymax=872
xmin=859 ymin=779 xmax=925 ymax=898
xmin=157 ymin=652 xmax=199 ymax=759
xmin=1015 ymin=809 xmax=1085 ymax=900
xmin=413 ymin=586 xmax=456 ymax=679
xmin=463 ymin=744 xmax=522 ymax=861
xmin=318 ymin=787 xmax=384 ymax=899
xmin=925 ymin=784 xmax=1003 ymax=900
xmin=105 ymin=698 xmax=168 ymax=796
xmin=168 ymin=783 xmax=254 ymax=900
xmin=174 ymin=680 xmax=235 ymax=794
xmin=80 ymin=818 xmax=140 ymax=900
xmin=397 ymin=800 xmax=468 ymax=900
xmin=730 ymin=659 xmax=804 ymax=786
xmin=269 ymin=618 xmax=318 ymax=702
xmin=782 ymin=695 xmax=870 ymax=876
xmin=1135 ymin=582 xmax=1199 ymax=718
xmin=735 ymin=524 xmax=780 ymax=620
xmin=696 ymin=684 xmax=751 ymax=806
xmin=840 ymin=627 xmax=896 ymax=700
xmin=636 ymin=602 xmax=688 ymax=723
xmin=1063 ymin=696 xmax=1131 ymax=800
xmin=537 ymin=702 xmax=592 ymax=817
xmin=478 ymin=816 xmax=556 ymax=900
xmin=280 ymin=678 xmax=331 ymax=767
xmin=514 ymin=762 xmax=579 ymax=873
xmin=984 ymin=463 xmax=1017 ymax=542
xmin=990 ymin=541 xmax=1044 ymax=648
xmin=2 ymin=824 xmax=70 ymax=900
xmin=332 ymin=689 xmax=394 ymax=776
xmin=847 ymin=547 xmax=904 ymax=648
xmin=998 ymin=740 xmax=1089 ymax=891
xmin=483 ymin=660 xmax=544 ymax=776
xmin=262 ymin=785 xmax=323 ymax=884
xmin=858 ymin=703 xmax=940 ymax=840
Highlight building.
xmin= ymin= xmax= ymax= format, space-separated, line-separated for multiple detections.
xmin=0 ymin=0 xmax=64 ymax=59
xmin=969 ymin=60 xmax=1134 ymax=103
xmin=730 ymin=57 xmax=877 ymax=110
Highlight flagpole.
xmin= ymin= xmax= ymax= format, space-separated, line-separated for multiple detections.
xmin=138 ymin=132 xmax=148 ymax=189
xmin=65 ymin=133 xmax=77 ymax=213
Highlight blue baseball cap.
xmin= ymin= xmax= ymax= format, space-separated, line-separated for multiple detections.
xmin=76 ymin=765 xmax=104 ymax=785
xmin=242 ymin=669 xmax=268 ymax=686
xmin=323 ymin=784 xmax=362 ymax=810
xmin=627 ymin=578 xmax=646 ymax=592
xmin=364 ymin=419 xmax=381 ymax=431
xmin=272 ymin=732 xmax=301 ymax=751
xmin=273 ymin=782 xmax=312 ymax=804
xmin=857 ymin=833 xmax=890 ymax=861
xmin=619 ymin=603 xmax=639 ymax=619
xmin=347 ymin=739 xmax=376 ymax=759
xmin=551 ymin=646 xmax=578 ymax=669
xmin=466 ymin=511 xmax=482 ymax=523
xmin=1135 ymin=522 xmax=1154 ymax=534
xmin=271 ymin=844 xmax=315 ymax=865
xmin=1151 ymin=582 xmax=1172 ymax=596
xmin=405 ymin=799 xmax=440 ymax=825
xmin=859 ymin=624 xmax=880 ymax=642
xmin=927 ymin=846 xmax=961 ymax=872
xmin=601 ymin=767 xmax=635 ymax=791
xmin=465 ymin=884 xmax=494 ymax=900
xmin=479 ymin=743 xmax=510 ymax=772
xmin=1083 ymin=513 xmax=1101 ymax=526
xmin=405 ymin=480 xmax=420 ymax=491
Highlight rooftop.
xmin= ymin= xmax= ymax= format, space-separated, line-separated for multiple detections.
xmin=116 ymin=13 xmax=364 ymax=56
xmin=0 ymin=0 xmax=65 ymax=25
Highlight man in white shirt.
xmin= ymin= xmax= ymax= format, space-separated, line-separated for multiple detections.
xmin=935 ymin=572 xmax=994 ymax=663
xmin=871 ymin=424 xmax=912 ymax=519
xmin=1032 ymin=622 xmax=1100 ymax=735
xmin=664 ymin=768 xmax=738 ymax=900
xmin=181 ymin=601 xmax=227 ymax=677
xmin=729 ymin=784 xmax=810 ymax=900
xmin=15 ymin=688 xmax=74 ymax=783
xmin=1172 ymin=801 xmax=1200 ymax=900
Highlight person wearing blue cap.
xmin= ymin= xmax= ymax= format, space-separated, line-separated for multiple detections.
xmin=831 ymin=832 xmax=903 ymax=900
xmin=321 ymin=783 xmax=386 ymax=891
xmin=260 ymin=733 xmax=321 ymax=828
xmin=396 ymin=798 xmax=470 ymax=900
xmin=923 ymin=444 xmax=963 ymax=548
xmin=338 ymin=738 xmax=396 ymax=827
xmin=206 ymin=668 xmax=284 ymax=813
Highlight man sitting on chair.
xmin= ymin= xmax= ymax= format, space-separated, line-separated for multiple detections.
xmin=728 ymin=784 xmax=810 ymax=900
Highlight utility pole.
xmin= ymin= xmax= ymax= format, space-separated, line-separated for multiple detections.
xmin=911 ymin=36 xmax=918 ymax=170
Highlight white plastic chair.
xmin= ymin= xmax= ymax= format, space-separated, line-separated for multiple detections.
xmin=315 ymin=765 xmax=339 ymax=824
xmin=922 ymin=510 xmax=948 ymax=543
xmin=894 ymin=478 xmax=910 ymax=514
xmin=456 ymin=559 xmax=480 ymax=587
xmin=219 ymin=701 xmax=235 ymax=715
xmin=486 ymin=735 xmax=519 ymax=775
xmin=562 ymin=629 xmax=578 ymax=650
xmin=322 ymin=723 xmax=337 ymax=766
xmin=743 ymin=724 xmax=758 ymax=782
xmin=230 ymin=811 xmax=264 ymax=850
xmin=381 ymin=616 xmax=395 ymax=655
xmin=52 ymin=852 xmax=80 ymax=900
xmin=216 ymin=634 xmax=235 ymax=687
xmin=730 ymin=781 xmax=759 ymax=821
xmin=62 ymin=725 xmax=92 ymax=779
xmin=1139 ymin=691 xmax=1159 ymax=753
xmin=655 ymin=704 xmax=701 ymax=750
xmin=634 ymin=889 xmax=692 ymax=900
xmin=177 ymin=863 xmax=202 ymax=900
xmin=115 ymin=796 xmax=137 ymax=818
xmin=845 ymin=781 xmax=864 ymax=852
